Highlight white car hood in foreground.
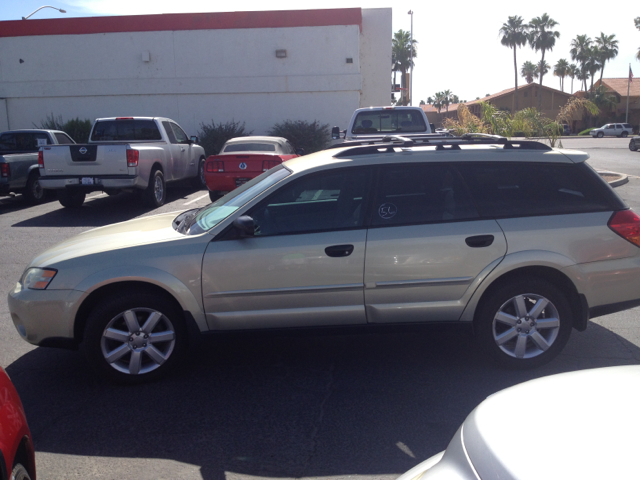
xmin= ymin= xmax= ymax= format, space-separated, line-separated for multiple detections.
xmin=29 ymin=212 xmax=185 ymax=267
xmin=464 ymin=365 xmax=640 ymax=480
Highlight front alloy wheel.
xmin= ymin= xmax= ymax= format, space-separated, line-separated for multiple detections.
xmin=101 ymin=307 xmax=176 ymax=375
xmin=84 ymin=293 xmax=185 ymax=383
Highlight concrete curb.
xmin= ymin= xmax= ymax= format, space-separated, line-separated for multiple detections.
xmin=598 ymin=171 xmax=629 ymax=188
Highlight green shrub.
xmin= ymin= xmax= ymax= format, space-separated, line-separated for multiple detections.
xmin=268 ymin=120 xmax=330 ymax=154
xmin=578 ymin=128 xmax=595 ymax=136
xmin=197 ymin=120 xmax=251 ymax=157
xmin=34 ymin=114 xmax=92 ymax=143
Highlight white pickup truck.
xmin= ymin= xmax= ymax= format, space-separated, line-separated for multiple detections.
xmin=331 ymin=106 xmax=434 ymax=141
xmin=39 ymin=117 xmax=206 ymax=208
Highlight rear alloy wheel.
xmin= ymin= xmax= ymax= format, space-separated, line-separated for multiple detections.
xmin=144 ymin=168 xmax=166 ymax=208
xmin=476 ymin=278 xmax=573 ymax=368
xmin=58 ymin=189 xmax=86 ymax=208
xmin=24 ymin=170 xmax=46 ymax=204
xmin=11 ymin=463 xmax=32 ymax=480
xmin=83 ymin=293 xmax=186 ymax=384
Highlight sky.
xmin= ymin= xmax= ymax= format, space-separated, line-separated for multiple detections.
xmin=2 ymin=0 xmax=639 ymax=106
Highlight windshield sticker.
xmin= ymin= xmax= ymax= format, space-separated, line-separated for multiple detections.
xmin=37 ymin=138 xmax=47 ymax=146
xmin=378 ymin=203 xmax=397 ymax=220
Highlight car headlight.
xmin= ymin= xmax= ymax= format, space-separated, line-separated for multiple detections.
xmin=21 ymin=268 xmax=57 ymax=290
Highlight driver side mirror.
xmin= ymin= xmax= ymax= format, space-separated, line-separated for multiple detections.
xmin=190 ymin=135 xmax=200 ymax=144
xmin=331 ymin=126 xmax=341 ymax=140
xmin=232 ymin=215 xmax=255 ymax=237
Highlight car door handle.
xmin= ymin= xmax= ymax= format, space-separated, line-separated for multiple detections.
xmin=465 ymin=235 xmax=494 ymax=248
xmin=325 ymin=244 xmax=354 ymax=257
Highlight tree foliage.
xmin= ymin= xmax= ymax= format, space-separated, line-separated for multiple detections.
xmin=197 ymin=120 xmax=251 ymax=157
xmin=35 ymin=113 xmax=92 ymax=143
xmin=392 ymin=30 xmax=418 ymax=105
xmin=500 ymin=15 xmax=529 ymax=111
xmin=528 ymin=13 xmax=560 ymax=110
xmin=268 ymin=120 xmax=330 ymax=154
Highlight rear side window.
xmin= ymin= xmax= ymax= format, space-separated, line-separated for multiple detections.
xmin=372 ymin=164 xmax=479 ymax=226
xmin=91 ymin=120 xmax=162 ymax=141
xmin=54 ymin=132 xmax=75 ymax=144
xmin=458 ymin=162 xmax=624 ymax=218
xmin=0 ymin=132 xmax=49 ymax=151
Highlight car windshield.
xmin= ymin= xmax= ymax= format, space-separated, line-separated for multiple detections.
xmin=181 ymin=166 xmax=290 ymax=235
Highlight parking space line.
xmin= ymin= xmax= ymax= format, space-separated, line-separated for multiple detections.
xmin=183 ymin=193 xmax=209 ymax=206
xmin=88 ymin=192 xmax=107 ymax=199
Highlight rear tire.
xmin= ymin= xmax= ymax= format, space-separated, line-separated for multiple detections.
xmin=144 ymin=168 xmax=166 ymax=208
xmin=192 ymin=157 xmax=206 ymax=189
xmin=621 ymin=131 xmax=628 ymax=138
xmin=475 ymin=278 xmax=573 ymax=369
xmin=209 ymin=190 xmax=223 ymax=202
xmin=58 ymin=189 xmax=85 ymax=208
xmin=82 ymin=293 xmax=186 ymax=384
xmin=24 ymin=170 xmax=46 ymax=204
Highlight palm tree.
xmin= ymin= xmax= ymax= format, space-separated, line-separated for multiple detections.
xmin=452 ymin=94 xmax=460 ymax=104
xmin=534 ymin=60 xmax=550 ymax=80
xmin=500 ymin=16 xmax=529 ymax=111
xmin=521 ymin=61 xmax=537 ymax=84
xmin=594 ymin=33 xmax=619 ymax=84
xmin=570 ymin=34 xmax=592 ymax=92
xmin=577 ymin=66 xmax=590 ymax=93
xmin=584 ymin=47 xmax=601 ymax=92
xmin=427 ymin=96 xmax=433 ymax=105
xmin=567 ymin=63 xmax=579 ymax=94
xmin=528 ymin=13 xmax=560 ymax=110
xmin=636 ymin=17 xmax=640 ymax=60
xmin=392 ymin=30 xmax=418 ymax=105
xmin=553 ymin=59 xmax=569 ymax=92
xmin=433 ymin=91 xmax=446 ymax=114
xmin=442 ymin=89 xmax=453 ymax=112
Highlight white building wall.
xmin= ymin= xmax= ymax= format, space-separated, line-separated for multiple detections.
xmin=0 ymin=9 xmax=390 ymax=136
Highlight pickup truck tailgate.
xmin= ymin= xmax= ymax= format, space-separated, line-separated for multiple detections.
xmin=42 ymin=144 xmax=130 ymax=176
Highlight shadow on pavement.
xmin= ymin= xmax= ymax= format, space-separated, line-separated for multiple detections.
xmin=7 ymin=321 xmax=639 ymax=479
xmin=10 ymin=187 xmax=201 ymax=228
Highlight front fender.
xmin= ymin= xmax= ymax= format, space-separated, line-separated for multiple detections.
xmin=75 ymin=265 xmax=207 ymax=332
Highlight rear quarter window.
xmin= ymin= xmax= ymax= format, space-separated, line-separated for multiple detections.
xmin=458 ymin=162 xmax=625 ymax=218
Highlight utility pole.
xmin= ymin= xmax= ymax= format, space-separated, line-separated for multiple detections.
xmin=408 ymin=10 xmax=413 ymax=106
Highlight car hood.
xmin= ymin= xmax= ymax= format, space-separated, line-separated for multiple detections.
xmin=463 ymin=365 xmax=640 ymax=480
xmin=30 ymin=212 xmax=185 ymax=267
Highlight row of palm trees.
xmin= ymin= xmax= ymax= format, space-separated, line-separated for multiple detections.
xmin=421 ymin=90 xmax=460 ymax=113
xmin=500 ymin=14 xmax=621 ymax=110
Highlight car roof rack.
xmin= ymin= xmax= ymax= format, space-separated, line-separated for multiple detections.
xmin=331 ymin=133 xmax=552 ymax=158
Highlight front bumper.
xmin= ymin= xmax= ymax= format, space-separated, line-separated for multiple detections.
xmin=7 ymin=283 xmax=84 ymax=346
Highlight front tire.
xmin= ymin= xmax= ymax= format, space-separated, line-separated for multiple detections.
xmin=11 ymin=463 xmax=32 ymax=480
xmin=82 ymin=293 xmax=186 ymax=384
xmin=144 ymin=168 xmax=166 ymax=208
xmin=630 ymin=140 xmax=638 ymax=152
xmin=23 ymin=170 xmax=46 ymax=204
xmin=597 ymin=131 xmax=604 ymax=138
xmin=58 ymin=189 xmax=85 ymax=208
xmin=476 ymin=278 xmax=573 ymax=369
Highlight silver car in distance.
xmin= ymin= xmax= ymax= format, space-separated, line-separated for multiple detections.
xmin=8 ymin=136 xmax=640 ymax=383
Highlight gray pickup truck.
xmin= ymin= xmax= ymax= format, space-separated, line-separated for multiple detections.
xmin=0 ymin=129 xmax=75 ymax=203
xmin=39 ymin=117 xmax=206 ymax=208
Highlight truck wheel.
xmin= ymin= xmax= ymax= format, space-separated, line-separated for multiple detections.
xmin=24 ymin=170 xmax=47 ymax=204
xmin=82 ymin=292 xmax=186 ymax=384
xmin=192 ymin=157 xmax=206 ymax=189
xmin=144 ymin=168 xmax=166 ymax=208
xmin=58 ymin=189 xmax=85 ymax=208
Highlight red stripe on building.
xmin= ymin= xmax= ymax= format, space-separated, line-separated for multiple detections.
xmin=0 ymin=9 xmax=362 ymax=38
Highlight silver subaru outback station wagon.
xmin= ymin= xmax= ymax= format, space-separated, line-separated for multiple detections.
xmin=8 ymin=135 xmax=640 ymax=383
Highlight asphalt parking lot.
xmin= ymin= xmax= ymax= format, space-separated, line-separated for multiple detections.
xmin=1 ymin=137 xmax=640 ymax=479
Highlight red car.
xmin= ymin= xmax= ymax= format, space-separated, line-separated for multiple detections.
xmin=204 ymin=136 xmax=301 ymax=201
xmin=0 ymin=367 xmax=35 ymax=480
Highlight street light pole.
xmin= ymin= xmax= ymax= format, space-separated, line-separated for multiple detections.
xmin=22 ymin=5 xmax=67 ymax=20
xmin=408 ymin=10 xmax=413 ymax=106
